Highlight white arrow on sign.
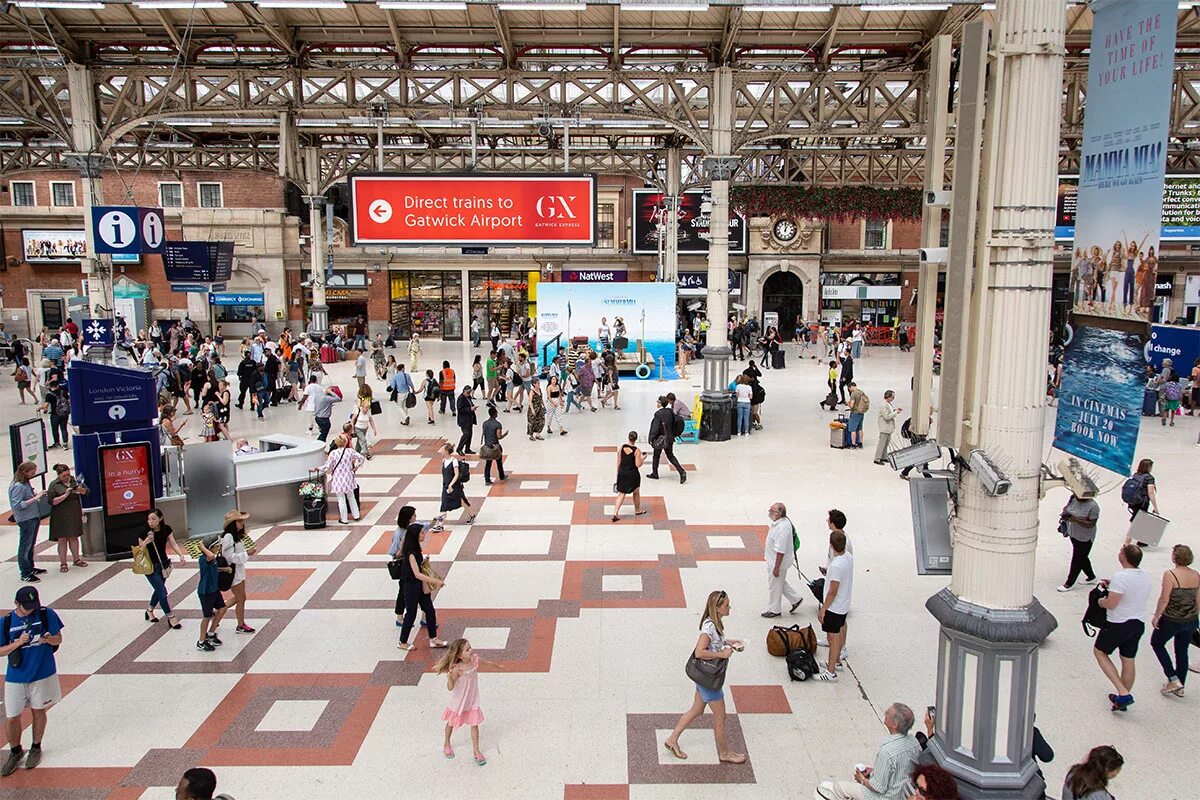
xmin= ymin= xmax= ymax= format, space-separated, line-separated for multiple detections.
xmin=369 ymin=199 xmax=392 ymax=223
xmin=141 ymin=210 xmax=164 ymax=249
xmin=98 ymin=210 xmax=137 ymax=249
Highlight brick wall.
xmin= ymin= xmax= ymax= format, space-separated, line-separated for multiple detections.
xmin=827 ymin=219 xmax=862 ymax=250
xmin=2 ymin=169 xmax=286 ymax=210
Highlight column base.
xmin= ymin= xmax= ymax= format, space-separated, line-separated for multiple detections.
xmin=926 ymin=589 xmax=1058 ymax=800
xmin=308 ymin=304 xmax=329 ymax=336
xmin=699 ymin=392 xmax=732 ymax=442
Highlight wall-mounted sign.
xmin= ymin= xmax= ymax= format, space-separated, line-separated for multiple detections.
xmin=91 ymin=206 xmax=165 ymax=255
xmin=563 ymin=269 xmax=628 ymax=282
xmin=209 ymin=292 xmax=265 ymax=306
xmin=80 ymin=318 xmax=114 ymax=347
xmin=677 ymin=271 xmax=743 ymax=296
xmin=163 ymin=241 xmax=234 ymax=283
xmin=350 ymin=173 xmax=597 ymax=246
xmin=1154 ymin=276 xmax=1175 ymax=297
xmin=99 ymin=442 xmax=154 ymax=516
xmin=325 ymin=287 xmax=370 ymax=302
xmin=21 ymin=230 xmax=86 ymax=263
xmin=1057 ymin=174 xmax=1200 ymax=240
xmin=632 ymin=190 xmax=748 ymax=255
xmin=822 ymin=285 xmax=903 ymax=300
xmin=171 ymin=283 xmax=226 ymax=294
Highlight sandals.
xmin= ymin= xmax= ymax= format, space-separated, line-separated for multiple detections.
xmin=718 ymin=752 xmax=748 ymax=765
xmin=398 ymin=642 xmax=415 ymax=651
xmin=634 ymin=509 xmax=648 ymax=516
xmin=474 ymin=754 xmax=488 ymax=766
xmin=664 ymin=742 xmax=687 ymax=760
xmin=59 ymin=563 xmax=69 ymax=573
xmin=443 ymin=746 xmax=455 ymax=759
xmin=429 ymin=638 xmax=449 ymax=648
xmin=611 ymin=515 xmax=620 ymax=522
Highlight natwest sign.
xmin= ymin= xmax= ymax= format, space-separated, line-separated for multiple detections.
xmin=563 ymin=269 xmax=628 ymax=282
xmin=350 ymin=173 xmax=596 ymax=247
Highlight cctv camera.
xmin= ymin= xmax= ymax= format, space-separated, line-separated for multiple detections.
xmin=966 ymin=449 xmax=1012 ymax=497
xmin=925 ymin=190 xmax=951 ymax=207
xmin=919 ymin=247 xmax=948 ymax=264
xmin=1057 ymin=457 xmax=1098 ymax=499
xmin=536 ymin=122 xmax=554 ymax=138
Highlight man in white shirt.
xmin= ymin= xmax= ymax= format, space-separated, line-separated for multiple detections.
xmin=1094 ymin=543 xmax=1153 ymax=711
xmin=761 ymin=502 xmax=804 ymax=618
xmin=816 ymin=530 xmax=853 ymax=682
xmin=301 ymin=375 xmax=323 ymax=433
xmin=354 ymin=350 xmax=368 ymax=388
xmin=817 ymin=509 xmax=854 ymax=654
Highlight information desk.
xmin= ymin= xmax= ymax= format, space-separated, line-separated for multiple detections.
xmin=234 ymin=435 xmax=328 ymax=526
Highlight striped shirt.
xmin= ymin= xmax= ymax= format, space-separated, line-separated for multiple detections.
xmin=865 ymin=733 xmax=922 ymax=800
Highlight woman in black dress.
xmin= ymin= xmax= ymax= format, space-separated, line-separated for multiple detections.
xmin=440 ymin=442 xmax=475 ymax=525
xmin=612 ymin=431 xmax=647 ymax=522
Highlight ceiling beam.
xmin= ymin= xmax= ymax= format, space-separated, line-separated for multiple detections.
xmin=820 ymin=5 xmax=845 ymax=65
xmin=718 ymin=6 xmax=743 ymax=66
xmin=154 ymin=10 xmax=184 ymax=51
xmin=492 ymin=5 xmax=514 ymax=68
xmin=383 ymin=9 xmax=408 ymax=65
xmin=235 ymin=3 xmax=298 ymax=58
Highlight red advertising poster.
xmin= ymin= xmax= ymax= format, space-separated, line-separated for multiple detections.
xmin=350 ymin=174 xmax=596 ymax=246
xmin=100 ymin=444 xmax=153 ymax=516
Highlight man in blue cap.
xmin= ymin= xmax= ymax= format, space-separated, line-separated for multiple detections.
xmin=0 ymin=586 xmax=64 ymax=776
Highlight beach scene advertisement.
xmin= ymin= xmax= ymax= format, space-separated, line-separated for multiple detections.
xmin=1052 ymin=325 xmax=1146 ymax=477
xmin=536 ymin=283 xmax=679 ymax=380
xmin=1070 ymin=0 xmax=1176 ymax=322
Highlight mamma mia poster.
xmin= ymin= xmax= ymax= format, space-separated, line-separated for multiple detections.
xmin=1053 ymin=326 xmax=1145 ymax=476
xmin=1071 ymin=0 xmax=1176 ymax=322
xmin=537 ymin=283 xmax=679 ymax=379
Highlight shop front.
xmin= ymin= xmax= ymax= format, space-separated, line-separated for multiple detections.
xmin=389 ymin=270 xmax=463 ymax=340
xmin=819 ymin=272 xmax=902 ymax=327
xmin=468 ymin=271 xmax=535 ymax=341
xmin=302 ymin=271 xmax=370 ymax=330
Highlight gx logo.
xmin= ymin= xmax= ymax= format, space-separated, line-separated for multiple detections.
xmin=535 ymin=195 xmax=579 ymax=220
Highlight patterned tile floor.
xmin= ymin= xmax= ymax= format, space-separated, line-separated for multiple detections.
xmin=0 ymin=342 xmax=1196 ymax=799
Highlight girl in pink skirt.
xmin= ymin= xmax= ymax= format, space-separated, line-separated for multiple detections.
xmin=433 ymin=638 xmax=504 ymax=765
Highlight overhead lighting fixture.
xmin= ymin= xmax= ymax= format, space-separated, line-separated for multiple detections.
xmin=745 ymin=3 xmax=832 ymax=10
xmin=860 ymin=3 xmax=950 ymax=10
xmin=136 ymin=0 xmax=227 ymax=7
xmin=255 ymin=0 xmax=346 ymax=8
xmin=620 ymin=2 xmax=709 ymax=11
xmin=13 ymin=1 xmax=105 ymax=8
xmin=377 ymin=1 xmax=467 ymax=8
xmin=498 ymin=2 xmax=586 ymax=9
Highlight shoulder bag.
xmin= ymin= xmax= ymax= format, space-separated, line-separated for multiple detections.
xmin=387 ymin=555 xmax=405 ymax=580
xmin=685 ymin=652 xmax=728 ymax=691
xmin=479 ymin=443 xmax=501 ymax=461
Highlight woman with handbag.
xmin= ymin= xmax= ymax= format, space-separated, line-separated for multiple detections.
xmin=45 ymin=463 xmax=87 ymax=573
xmin=526 ymin=379 xmax=546 ymax=441
xmin=662 ymin=590 xmax=747 ymax=764
xmin=388 ymin=506 xmax=444 ymax=628
xmin=353 ymin=385 xmax=377 ymax=460
xmin=440 ymin=442 xmax=475 ymax=525
xmin=219 ymin=510 xmax=256 ymax=636
xmin=139 ymin=508 xmax=186 ymax=629
xmin=320 ymin=435 xmax=366 ymax=524
xmin=396 ymin=521 xmax=449 ymax=651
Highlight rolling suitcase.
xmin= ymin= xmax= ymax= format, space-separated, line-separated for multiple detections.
xmin=1142 ymin=388 xmax=1158 ymax=416
xmin=302 ymin=497 xmax=327 ymax=529
xmin=830 ymin=415 xmax=847 ymax=449
xmin=321 ymin=344 xmax=338 ymax=364
xmin=772 ymin=350 xmax=785 ymax=369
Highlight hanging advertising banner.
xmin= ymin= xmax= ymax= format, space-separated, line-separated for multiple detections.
xmin=1053 ymin=326 xmax=1146 ymax=476
xmin=631 ymin=189 xmax=748 ymax=255
xmin=1070 ymin=0 xmax=1177 ymax=323
xmin=349 ymin=173 xmax=597 ymax=246
xmin=536 ymin=283 xmax=678 ymax=379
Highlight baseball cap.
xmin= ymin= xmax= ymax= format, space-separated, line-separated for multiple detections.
xmin=15 ymin=586 xmax=40 ymax=612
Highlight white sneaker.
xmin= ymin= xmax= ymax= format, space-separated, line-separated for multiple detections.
xmin=816 ymin=670 xmax=838 ymax=682
xmin=816 ymin=638 xmax=828 ymax=647
xmin=1056 ymin=584 xmax=1073 ymax=592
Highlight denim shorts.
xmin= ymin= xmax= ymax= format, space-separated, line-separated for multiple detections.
xmin=696 ymin=682 xmax=724 ymax=703
xmin=847 ymin=413 xmax=864 ymax=433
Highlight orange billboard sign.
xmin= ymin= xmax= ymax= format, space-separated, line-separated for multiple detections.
xmin=350 ymin=173 xmax=596 ymax=246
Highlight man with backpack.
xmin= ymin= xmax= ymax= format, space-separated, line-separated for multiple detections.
xmin=0 ymin=587 xmax=64 ymax=776
xmin=761 ymin=503 xmax=804 ymax=618
xmin=37 ymin=377 xmax=71 ymax=451
xmin=1156 ymin=357 xmax=1181 ymax=427
xmin=647 ymin=395 xmax=686 ymax=483
xmin=846 ymin=382 xmax=869 ymax=449
xmin=1093 ymin=544 xmax=1153 ymax=711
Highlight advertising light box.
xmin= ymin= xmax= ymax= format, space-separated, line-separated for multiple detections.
xmin=349 ymin=173 xmax=597 ymax=247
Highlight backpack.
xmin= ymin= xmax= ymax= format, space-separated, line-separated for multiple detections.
xmin=750 ymin=382 xmax=765 ymax=405
xmin=672 ymin=413 xmax=685 ymax=438
xmin=857 ymin=393 xmax=870 ymax=413
xmin=1120 ymin=474 xmax=1149 ymax=507
xmin=1163 ymin=381 xmax=1182 ymax=401
xmin=457 ymin=459 xmax=471 ymax=484
xmin=1082 ymin=585 xmax=1109 ymax=637
xmin=54 ymin=391 xmax=70 ymax=418
xmin=215 ymin=554 xmax=235 ymax=592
